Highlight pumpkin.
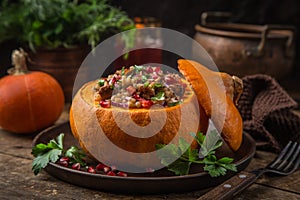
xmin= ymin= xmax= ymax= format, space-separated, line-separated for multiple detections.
xmin=69 ymin=61 xmax=243 ymax=170
xmin=70 ymin=79 xmax=209 ymax=170
xmin=177 ymin=59 xmax=243 ymax=151
xmin=0 ymin=49 xmax=65 ymax=134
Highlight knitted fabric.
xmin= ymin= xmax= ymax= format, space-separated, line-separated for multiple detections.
xmin=237 ymin=74 xmax=300 ymax=152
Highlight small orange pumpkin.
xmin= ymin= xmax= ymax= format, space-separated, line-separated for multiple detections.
xmin=0 ymin=49 xmax=65 ymax=134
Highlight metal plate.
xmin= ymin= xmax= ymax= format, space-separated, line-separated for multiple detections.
xmin=33 ymin=122 xmax=256 ymax=194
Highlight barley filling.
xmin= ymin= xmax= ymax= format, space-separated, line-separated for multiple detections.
xmin=94 ymin=65 xmax=191 ymax=109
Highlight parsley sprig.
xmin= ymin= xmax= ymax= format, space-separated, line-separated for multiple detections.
xmin=32 ymin=133 xmax=86 ymax=175
xmin=156 ymin=130 xmax=237 ymax=177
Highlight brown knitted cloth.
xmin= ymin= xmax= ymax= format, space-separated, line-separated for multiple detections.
xmin=237 ymin=74 xmax=300 ymax=153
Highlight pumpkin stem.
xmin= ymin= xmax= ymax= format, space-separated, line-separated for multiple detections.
xmin=8 ymin=48 xmax=29 ymax=75
xmin=232 ymin=76 xmax=243 ymax=105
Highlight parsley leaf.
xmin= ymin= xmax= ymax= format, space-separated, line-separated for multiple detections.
xmin=167 ymin=101 xmax=181 ymax=107
xmin=31 ymin=143 xmax=52 ymax=157
xmin=153 ymin=83 xmax=163 ymax=88
xmin=151 ymin=91 xmax=165 ymax=101
xmin=168 ymin=159 xmax=192 ymax=176
xmin=155 ymin=143 xmax=181 ymax=166
xmin=156 ymin=130 xmax=237 ymax=177
xmin=144 ymin=81 xmax=150 ymax=87
xmin=31 ymin=133 xmax=86 ymax=175
xmin=32 ymin=133 xmax=64 ymax=175
xmin=65 ymin=146 xmax=86 ymax=166
xmin=98 ymin=79 xmax=105 ymax=87
xmin=204 ymin=164 xmax=227 ymax=177
xmin=134 ymin=65 xmax=143 ymax=72
xmin=156 ymin=140 xmax=195 ymax=176
xmin=141 ymin=75 xmax=148 ymax=83
xmin=199 ymin=130 xmax=222 ymax=158
xmin=32 ymin=149 xmax=62 ymax=175
xmin=178 ymin=138 xmax=198 ymax=162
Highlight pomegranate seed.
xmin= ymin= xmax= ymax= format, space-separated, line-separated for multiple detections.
xmin=103 ymin=166 xmax=111 ymax=173
xmin=132 ymin=93 xmax=142 ymax=101
xmin=96 ymin=163 xmax=107 ymax=171
xmin=117 ymin=171 xmax=127 ymax=177
xmin=154 ymin=66 xmax=161 ymax=73
xmin=59 ymin=157 xmax=69 ymax=162
xmin=100 ymin=100 xmax=111 ymax=108
xmin=57 ymin=160 xmax=68 ymax=167
xmin=107 ymin=171 xmax=116 ymax=176
xmin=71 ymin=163 xmax=81 ymax=170
xmin=87 ymin=166 xmax=96 ymax=173
xmin=141 ymin=100 xmax=153 ymax=109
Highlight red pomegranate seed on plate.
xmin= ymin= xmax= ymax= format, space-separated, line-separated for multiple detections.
xmin=59 ymin=157 xmax=69 ymax=162
xmin=107 ymin=171 xmax=116 ymax=176
xmin=57 ymin=160 xmax=68 ymax=167
xmin=96 ymin=163 xmax=107 ymax=171
xmin=71 ymin=163 xmax=81 ymax=170
xmin=117 ymin=171 xmax=128 ymax=177
xmin=103 ymin=166 xmax=111 ymax=173
xmin=87 ymin=166 xmax=96 ymax=173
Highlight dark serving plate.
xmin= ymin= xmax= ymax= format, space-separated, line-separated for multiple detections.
xmin=33 ymin=122 xmax=256 ymax=194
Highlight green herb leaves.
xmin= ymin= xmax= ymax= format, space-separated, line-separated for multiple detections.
xmin=156 ymin=131 xmax=237 ymax=177
xmin=65 ymin=146 xmax=86 ymax=166
xmin=32 ymin=133 xmax=86 ymax=175
xmin=167 ymin=101 xmax=181 ymax=107
xmin=203 ymin=156 xmax=237 ymax=177
xmin=32 ymin=133 xmax=64 ymax=175
xmin=153 ymin=83 xmax=163 ymax=88
xmin=151 ymin=91 xmax=165 ymax=101
xmin=98 ymin=79 xmax=105 ymax=87
xmin=195 ymin=130 xmax=223 ymax=158
xmin=0 ymin=0 xmax=134 ymax=50
xmin=156 ymin=138 xmax=196 ymax=176
xmin=134 ymin=65 xmax=144 ymax=72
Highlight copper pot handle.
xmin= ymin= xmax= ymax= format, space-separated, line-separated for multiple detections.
xmin=244 ymin=25 xmax=295 ymax=58
xmin=201 ymin=11 xmax=232 ymax=25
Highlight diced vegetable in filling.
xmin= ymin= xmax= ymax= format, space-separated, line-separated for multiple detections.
xmin=94 ymin=65 xmax=188 ymax=109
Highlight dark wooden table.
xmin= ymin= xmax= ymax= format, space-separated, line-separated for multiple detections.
xmin=0 ymin=105 xmax=299 ymax=200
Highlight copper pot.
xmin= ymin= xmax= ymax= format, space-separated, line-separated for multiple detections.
xmin=193 ymin=12 xmax=295 ymax=79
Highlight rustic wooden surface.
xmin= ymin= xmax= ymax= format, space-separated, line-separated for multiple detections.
xmin=0 ymin=105 xmax=299 ymax=200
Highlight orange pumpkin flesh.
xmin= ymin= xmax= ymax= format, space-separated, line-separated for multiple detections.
xmin=177 ymin=59 xmax=243 ymax=151
xmin=70 ymin=80 xmax=208 ymax=169
xmin=0 ymin=49 xmax=64 ymax=134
